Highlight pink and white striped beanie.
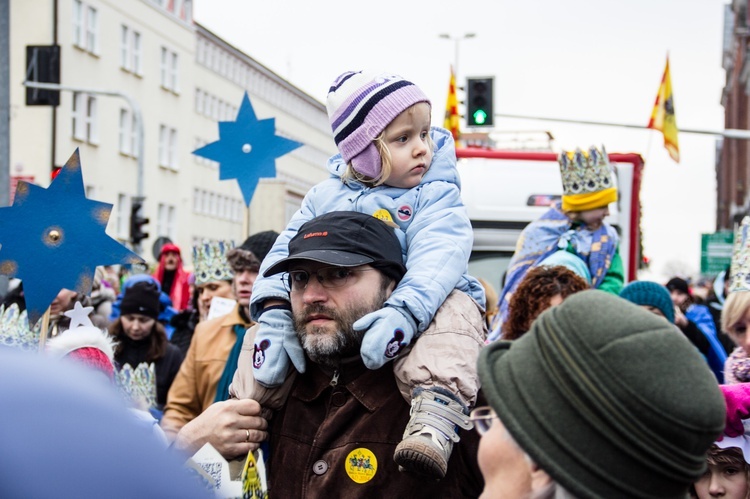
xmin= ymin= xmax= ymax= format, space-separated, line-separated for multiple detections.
xmin=326 ymin=71 xmax=430 ymax=179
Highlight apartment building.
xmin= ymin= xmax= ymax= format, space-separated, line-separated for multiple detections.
xmin=9 ymin=0 xmax=335 ymax=264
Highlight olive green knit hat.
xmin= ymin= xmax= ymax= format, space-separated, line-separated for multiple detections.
xmin=478 ymin=290 xmax=725 ymax=499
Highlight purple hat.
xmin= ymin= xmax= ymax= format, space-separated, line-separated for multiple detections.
xmin=326 ymin=71 xmax=430 ymax=179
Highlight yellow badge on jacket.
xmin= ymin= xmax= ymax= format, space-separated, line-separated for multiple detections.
xmin=345 ymin=448 xmax=377 ymax=484
xmin=372 ymin=209 xmax=398 ymax=228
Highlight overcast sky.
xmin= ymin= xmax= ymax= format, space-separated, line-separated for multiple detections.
xmin=195 ymin=0 xmax=729 ymax=280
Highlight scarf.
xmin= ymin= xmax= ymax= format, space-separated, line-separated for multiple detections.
xmin=213 ymin=324 xmax=248 ymax=403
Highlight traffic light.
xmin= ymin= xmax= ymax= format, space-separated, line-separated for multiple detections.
xmin=25 ymin=45 xmax=61 ymax=106
xmin=466 ymin=77 xmax=494 ymax=127
xmin=129 ymin=200 xmax=149 ymax=247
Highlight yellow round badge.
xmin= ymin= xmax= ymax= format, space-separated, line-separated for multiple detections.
xmin=345 ymin=448 xmax=377 ymax=484
xmin=372 ymin=209 xmax=394 ymax=224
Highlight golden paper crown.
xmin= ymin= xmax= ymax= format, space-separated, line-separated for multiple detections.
xmin=730 ymin=216 xmax=750 ymax=293
xmin=558 ymin=145 xmax=614 ymax=196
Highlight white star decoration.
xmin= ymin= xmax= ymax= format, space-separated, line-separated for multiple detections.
xmin=63 ymin=301 xmax=94 ymax=329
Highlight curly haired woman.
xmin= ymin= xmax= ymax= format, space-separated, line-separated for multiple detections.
xmin=501 ymin=265 xmax=589 ymax=341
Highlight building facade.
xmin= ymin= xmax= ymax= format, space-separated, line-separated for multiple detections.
xmin=9 ymin=0 xmax=335 ymax=265
xmin=719 ymin=0 xmax=750 ymax=229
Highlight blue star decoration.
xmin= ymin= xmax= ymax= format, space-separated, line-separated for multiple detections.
xmin=192 ymin=92 xmax=303 ymax=206
xmin=0 ymin=149 xmax=143 ymax=324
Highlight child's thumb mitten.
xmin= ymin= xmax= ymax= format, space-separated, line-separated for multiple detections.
xmin=353 ymin=306 xmax=417 ymax=370
xmin=252 ymin=308 xmax=306 ymax=387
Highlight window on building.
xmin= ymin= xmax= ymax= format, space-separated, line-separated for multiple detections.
xmin=167 ymin=205 xmax=176 ymax=239
xmin=159 ymin=125 xmax=178 ymax=169
xmin=160 ymin=47 xmax=168 ymax=88
xmin=119 ymin=109 xmax=138 ymax=157
xmin=201 ymin=190 xmax=209 ymax=214
xmin=196 ymin=38 xmax=205 ymax=64
xmin=117 ymin=194 xmax=129 ymax=238
xmin=195 ymin=88 xmax=204 ymax=115
xmin=85 ymin=6 xmax=98 ymax=54
xmin=72 ymin=0 xmax=84 ymax=47
xmin=86 ymin=96 xmax=98 ymax=144
xmin=160 ymin=47 xmax=179 ymax=92
xmin=159 ymin=125 xmax=169 ymax=166
xmin=170 ymin=51 xmax=179 ymax=91
xmin=120 ymin=25 xmax=131 ymax=70
xmin=72 ymin=92 xmax=97 ymax=144
xmin=121 ymin=25 xmax=142 ymax=74
xmin=132 ymin=31 xmax=142 ymax=75
xmin=131 ymin=113 xmax=139 ymax=158
xmin=119 ymin=109 xmax=131 ymax=155
xmin=169 ymin=128 xmax=178 ymax=170
xmin=157 ymin=203 xmax=167 ymax=238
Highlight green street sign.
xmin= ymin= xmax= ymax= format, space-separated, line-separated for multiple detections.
xmin=700 ymin=231 xmax=734 ymax=277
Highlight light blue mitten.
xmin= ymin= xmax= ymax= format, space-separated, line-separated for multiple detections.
xmin=354 ymin=306 xmax=417 ymax=370
xmin=252 ymin=308 xmax=306 ymax=387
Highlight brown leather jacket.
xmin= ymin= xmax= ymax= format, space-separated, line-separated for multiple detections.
xmin=160 ymin=304 xmax=252 ymax=438
xmin=266 ymin=357 xmax=484 ymax=497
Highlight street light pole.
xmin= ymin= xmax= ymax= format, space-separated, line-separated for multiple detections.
xmin=22 ymin=81 xmax=147 ymax=253
xmin=438 ymin=33 xmax=476 ymax=85
xmin=22 ymin=81 xmax=144 ymax=198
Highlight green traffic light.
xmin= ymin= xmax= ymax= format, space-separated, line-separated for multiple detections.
xmin=473 ymin=109 xmax=488 ymax=125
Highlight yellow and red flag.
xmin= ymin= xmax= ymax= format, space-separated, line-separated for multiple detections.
xmin=443 ymin=66 xmax=461 ymax=144
xmin=647 ymin=56 xmax=680 ymax=163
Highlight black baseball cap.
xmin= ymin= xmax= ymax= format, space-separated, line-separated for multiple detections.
xmin=264 ymin=212 xmax=406 ymax=277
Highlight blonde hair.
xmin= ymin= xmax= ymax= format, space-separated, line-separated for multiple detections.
xmin=341 ymin=103 xmax=433 ymax=187
xmin=722 ymin=290 xmax=750 ymax=342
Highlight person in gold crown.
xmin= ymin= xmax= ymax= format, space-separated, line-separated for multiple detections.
xmin=491 ymin=145 xmax=624 ymax=341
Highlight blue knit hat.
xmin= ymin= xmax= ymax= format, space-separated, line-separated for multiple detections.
xmin=619 ymin=280 xmax=675 ymax=323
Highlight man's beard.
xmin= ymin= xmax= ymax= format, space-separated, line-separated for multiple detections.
xmin=293 ymin=287 xmax=388 ymax=368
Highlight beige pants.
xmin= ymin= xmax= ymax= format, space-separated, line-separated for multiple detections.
xmin=229 ymin=290 xmax=487 ymax=412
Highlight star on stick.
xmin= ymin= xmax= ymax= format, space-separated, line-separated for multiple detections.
xmin=192 ymin=92 xmax=303 ymax=206
xmin=0 ymin=149 xmax=144 ymax=324
xmin=63 ymin=301 xmax=94 ymax=329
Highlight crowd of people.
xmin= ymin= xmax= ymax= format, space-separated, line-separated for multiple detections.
xmin=2 ymin=70 xmax=750 ymax=498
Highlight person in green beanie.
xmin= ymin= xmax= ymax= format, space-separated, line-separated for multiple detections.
xmin=473 ymin=289 xmax=725 ymax=498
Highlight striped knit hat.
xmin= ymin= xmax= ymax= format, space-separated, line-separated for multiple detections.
xmin=326 ymin=71 xmax=430 ymax=179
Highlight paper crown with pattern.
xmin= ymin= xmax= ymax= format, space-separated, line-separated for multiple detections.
xmin=730 ymin=216 xmax=750 ymax=293
xmin=192 ymin=240 xmax=235 ymax=286
xmin=0 ymin=303 xmax=37 ymax=352
xmin=558 ymin=145 xmax=614 ymax=196
xmin=116 ymin=362 xmax=157 ymax=410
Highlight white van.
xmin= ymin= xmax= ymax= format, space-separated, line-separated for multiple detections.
xmin=456 ymin=148 xmax=644 ymax=294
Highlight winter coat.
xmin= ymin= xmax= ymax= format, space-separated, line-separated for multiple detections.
xmin=250 ymin=127 xmax=484 ymax=331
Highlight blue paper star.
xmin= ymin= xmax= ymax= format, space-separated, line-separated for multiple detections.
xmin=192 ymin=92 xmax=303 ymax=205
xmin=0 ymin=149 xmax=143 ymax=323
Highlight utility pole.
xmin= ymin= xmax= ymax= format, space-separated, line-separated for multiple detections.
xmin=0 ymin=0 xmax=10 ymax=296
xmin=0 ymin=0 xmax=10 ymax=208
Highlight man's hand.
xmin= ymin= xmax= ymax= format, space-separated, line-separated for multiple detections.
xmin=172 ymin=399 xmax=268 ymax=460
